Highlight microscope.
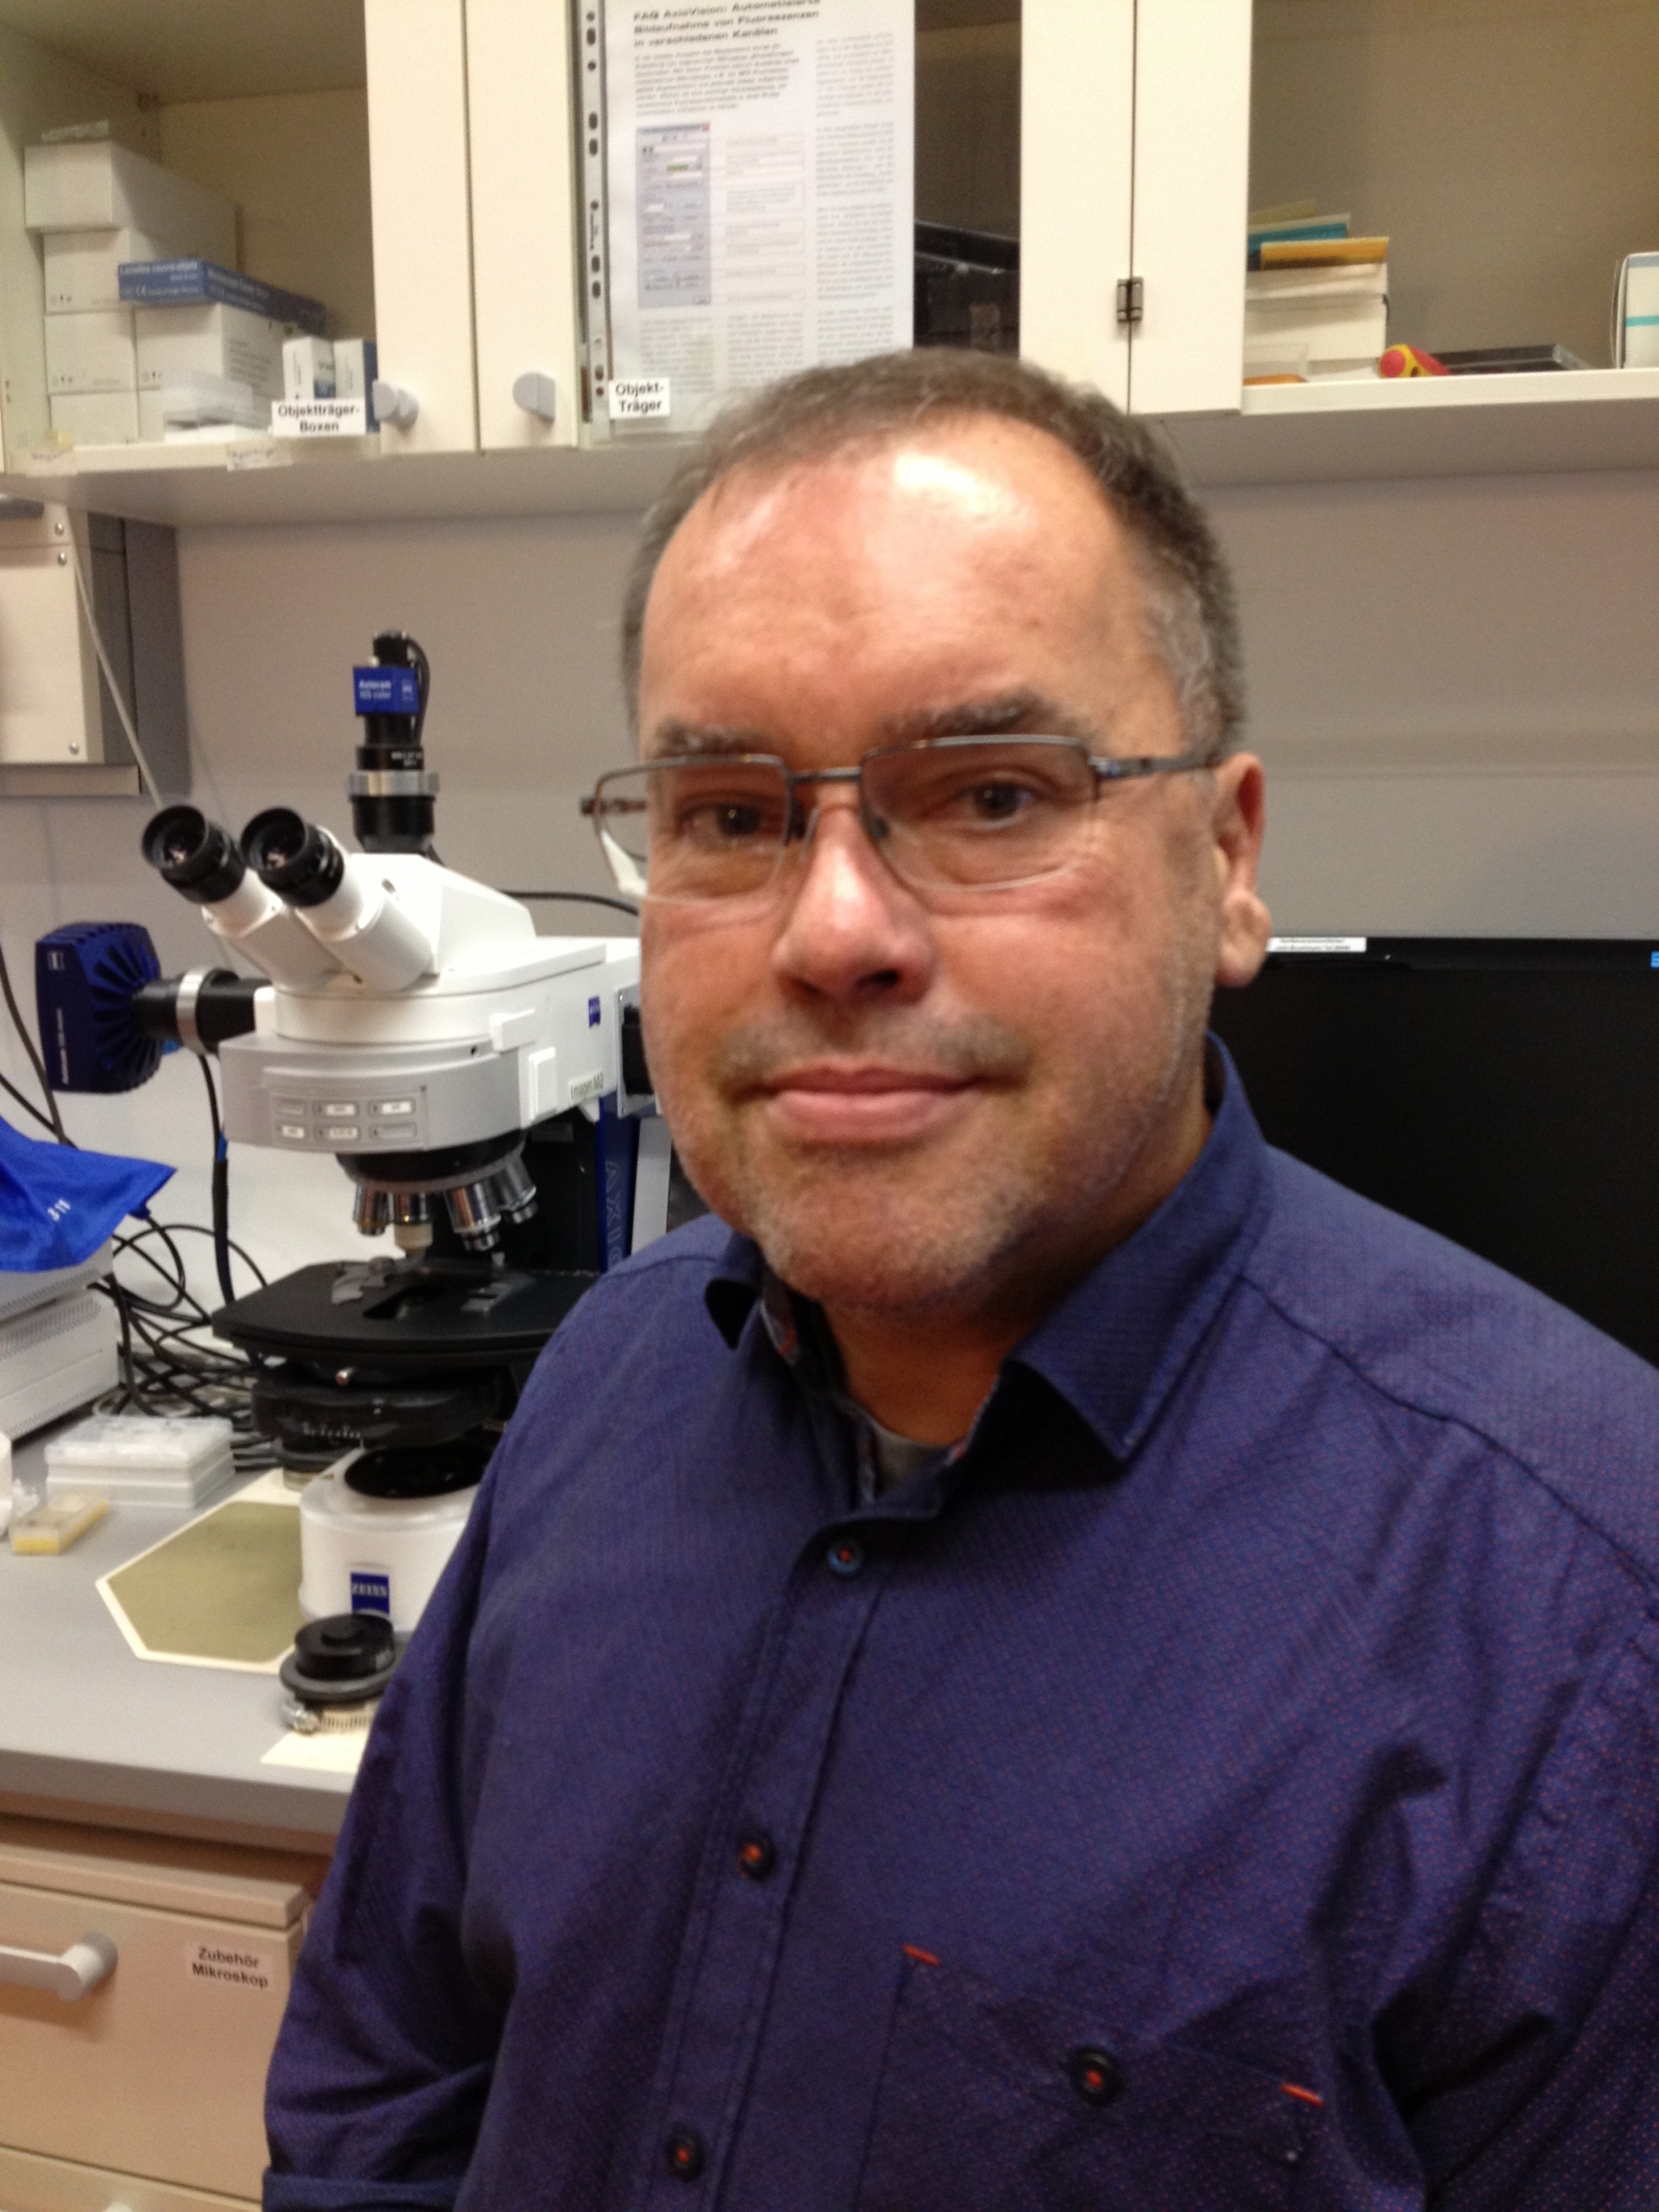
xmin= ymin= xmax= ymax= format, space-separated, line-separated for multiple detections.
xmin=39 ymin=633 xmax=649 ymax=1631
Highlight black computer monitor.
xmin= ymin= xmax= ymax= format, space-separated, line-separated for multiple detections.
xmin=1209 ymin=938 xmax=1659 ymax=1368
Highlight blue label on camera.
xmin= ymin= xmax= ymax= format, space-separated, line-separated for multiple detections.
xmin=353 ymin=666 xmax=420 ymax=716
xmin=350 ymin=1571 xmax=392 ymax=1617
xmin=587 ymin=996 xmax=601 ymax=1028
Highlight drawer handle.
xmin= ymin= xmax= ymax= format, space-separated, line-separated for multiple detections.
xmin=0 ymin=1931 xmax=117 ymax=2000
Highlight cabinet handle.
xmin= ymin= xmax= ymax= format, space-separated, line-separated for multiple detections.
xmin=512 ymin=371 xmax=558 ymax=422
xmin=370 ymin=378 xmax=420 ymax=428
xmin=0 ymin=1930 xmax=117 ymax=2000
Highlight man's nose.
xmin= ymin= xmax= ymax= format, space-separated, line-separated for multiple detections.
xmin=769 ymin=792 xmax=936 ymax=1002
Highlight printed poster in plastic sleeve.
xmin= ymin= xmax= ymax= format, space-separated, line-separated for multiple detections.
xmin=603 ymin=0 xmax=915 ymax=433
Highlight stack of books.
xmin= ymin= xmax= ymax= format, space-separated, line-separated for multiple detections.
xmin=1244 ymin=203 xmax=1388 ymax=383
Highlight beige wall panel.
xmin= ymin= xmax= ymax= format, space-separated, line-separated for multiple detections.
xmin=1129 ymin=0 xmax=1253 ymax=415
xmin=158 ymin=88 xmax=376 ymax=342
xmin=365 ymin=0 xmax=478 ymax=450
xmin=1020 ymin=0 xmax=1134 ymax=406
xmin=468 ymin=0 xmax=582 ymax=450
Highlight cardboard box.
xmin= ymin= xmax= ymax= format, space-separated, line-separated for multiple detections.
xmin=1245 ymin=262 xmax=1388 ymax=377
xmin=283 ymin=335 xmax=335 ymax=400
xmin=44 ymin=308 xmax=136 ymax=394
xmin=135 ymin=303 xmax=290 ymax=401
xmin=139 ymin=373 xmax=269 ymax=441
xmin=49 ymin=390 xmax=139 ymax=443
xmin=24 ymin=139 xmax=236 ymax=264
xmin=332 ymin=338 xmax=378 ymax=424
xmin=45 ymin=228 xmax=173 ymax=313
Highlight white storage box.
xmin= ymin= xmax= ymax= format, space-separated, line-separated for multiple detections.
xmin=139 ymin=370 xmax=269 ymax=441
xmin=1245 ymin=261 xmax=1388 ymax=378
xmin=23 ymin=139 xmax=236 ymax=265
xmin=44 ymin=307 xmax=134 ymax=393
xmin=45 ymin=1413 xmax=237 ymax=1507
xmin=283 ymin=335 xmax=335 ymax=400
xmin=1616 ymin=251 xmax=1659 ymax=369
xmin=0 ymin=1291 xmax=118 ymax=1437
xmin=45 ymin=227 xmax=172 ymax=313
xmin=49 ymin=390 xmax=139 ymax=443
xmin=135 ymin=303 xmax=290 ymax=401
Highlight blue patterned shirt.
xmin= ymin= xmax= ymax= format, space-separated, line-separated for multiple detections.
xmin=265 ymin=1050 xmax=1659 ymax=2212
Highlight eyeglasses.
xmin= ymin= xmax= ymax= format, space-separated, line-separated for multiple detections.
xmin=581 ymin=735 xmax=1216 ymax=905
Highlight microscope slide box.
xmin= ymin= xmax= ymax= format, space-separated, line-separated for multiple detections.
xmin=50 ymin=390 xmax=140 ymax=443
xmin=24 ymin=139 xmax=236 ymax=266
xmin=45 ymin=307 xmax=137 ymax=393
xmin=46 ymin=1413 xmax=238 ymax=1507
xmin=135 ymin=304 xmax=291 ymax=401
xmin=45 ymin=228 xmax=173 ymax=313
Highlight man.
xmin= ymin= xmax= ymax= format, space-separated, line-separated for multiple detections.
xmin=266 ymin=351 xmax=1659 ymax=2211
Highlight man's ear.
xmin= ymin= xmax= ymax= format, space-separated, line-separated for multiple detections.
xmin=1209 ymin=753 xmax=1271 ymax=990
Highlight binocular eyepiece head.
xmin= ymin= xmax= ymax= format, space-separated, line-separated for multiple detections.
xmin=141 ymin=805 xmax=245 ymax=906
xmin=240 ymin=809 xmax=347 ymax=909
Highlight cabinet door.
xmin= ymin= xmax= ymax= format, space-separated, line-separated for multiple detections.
xmin=468 ymin=0 xmax=584 ymax=450
xmin=1128 ymin=0 xmax=1253 ymax=416
xmin=365 ymin=0 xmax=480 ymax=452
xmin=1020 ymin=0 xmax=1137 ymax=410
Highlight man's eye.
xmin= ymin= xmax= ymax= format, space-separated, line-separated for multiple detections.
xmin=678 ymin=798 xmax=775 ymax=842
xmin=963 ymin=780 xmax=1033 ymax=822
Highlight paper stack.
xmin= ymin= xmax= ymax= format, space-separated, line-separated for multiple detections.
xmin=1244 ymin=203 xmax=1388 ymax=383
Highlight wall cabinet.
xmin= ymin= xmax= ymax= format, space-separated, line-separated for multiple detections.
xmin=0 ymin=0 xmax=1656 ymax=531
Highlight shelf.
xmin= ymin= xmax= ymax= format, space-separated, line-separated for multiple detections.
xmin=1162 ymin=369 xmax=1659 ymax=487
xmin=6 ymin=371 xmax=1659 ymax=530
xmin=0 ymin=436 xmax=692 ymax=527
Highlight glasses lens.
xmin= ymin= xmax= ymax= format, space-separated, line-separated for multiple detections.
xmin=591 ymin=759 xmax=791 ymax=901
xmin=864 ymin=739 xmax=1096 ymax=888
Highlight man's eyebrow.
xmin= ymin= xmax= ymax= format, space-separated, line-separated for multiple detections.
xmin=642 ymin=721 xmax=776 ymax=759
xmin=879 ymin=689 xmax=1100 ymax=746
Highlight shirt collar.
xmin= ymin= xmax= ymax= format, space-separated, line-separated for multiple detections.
xmin=704 ymin=1038 xmax=1272 ymax=1464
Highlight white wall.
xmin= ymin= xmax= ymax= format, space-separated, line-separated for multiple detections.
xmin=1218 ymin=468 xmax=1659 ymax=936
xmin=0 ymin=467 xmax=1655 ymax=1294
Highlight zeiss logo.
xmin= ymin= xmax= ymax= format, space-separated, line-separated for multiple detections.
xmin=350 ymin=1571 xmax=391 ymax=1617
xmin=587 ymin=996 xmax=601 ymax=1027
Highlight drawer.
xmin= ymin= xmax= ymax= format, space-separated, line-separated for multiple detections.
xmin=0 ymin=2139 xmax=253 ymax=2210
xmin=0 ymin=1880 xmax=301 ymax=2198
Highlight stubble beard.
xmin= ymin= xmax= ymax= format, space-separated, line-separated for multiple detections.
xmin=666 ymin=958 xmax=1213 ymax=1326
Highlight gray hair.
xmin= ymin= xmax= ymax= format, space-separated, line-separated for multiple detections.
xmin=619 ymin=348 xmax=1243 ymax=757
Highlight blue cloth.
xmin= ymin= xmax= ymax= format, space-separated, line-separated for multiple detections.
xmin=0 ymin=1112 xmax=170 ymax=1271
xmin=265 ymin=1050 xmax=1659 ymax=2212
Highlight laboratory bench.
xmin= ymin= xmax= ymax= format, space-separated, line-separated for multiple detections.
xmin=0 ymin=1430 xmax=341 ymax=2211
xmin=0 ymin=1432 xmax=348 ymax=1852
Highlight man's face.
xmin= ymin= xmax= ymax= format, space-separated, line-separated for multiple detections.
xmin=636 ymin=415 xmax=1269 ymax=1328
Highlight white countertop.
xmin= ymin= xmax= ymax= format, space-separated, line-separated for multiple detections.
xmin=0 ymin=1431 xmax=352 ymax=1843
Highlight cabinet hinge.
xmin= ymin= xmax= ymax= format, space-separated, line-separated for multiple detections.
xmin=1115 ymin=277 xmax=1145 ymax=327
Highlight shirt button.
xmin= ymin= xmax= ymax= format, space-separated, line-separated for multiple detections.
xmin=665 ymin=2127 xmax=706 ymax=2180
xmin=736 ymin=1831 xmax=777 ymax=1881
xmin=1067 ymin=2046 xmax=1124 ymax=2106
xmin=825 ymin=1536 xmax=864 ymax=1577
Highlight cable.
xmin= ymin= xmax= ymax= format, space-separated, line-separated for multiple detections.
xmin=198 ymin=1056 xmax=237 ymax=1307
xmin=66 ymin=531 xmax=164 ymax=802
xmin=502 ymin=890 xmax=641 ymax=920
xmin=409 ymin=635 xmax=430 ymax=752
xmin=0 ymin=1068 xmax=61 ymax=1137
xmin=0 ymin=935 xmax=69 ymax=1142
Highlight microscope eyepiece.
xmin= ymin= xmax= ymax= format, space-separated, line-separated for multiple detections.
xmin=142 ymin=805 xmax=246 ymax=906
xmin=241 ymin=809 xmax=347 ymax=908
